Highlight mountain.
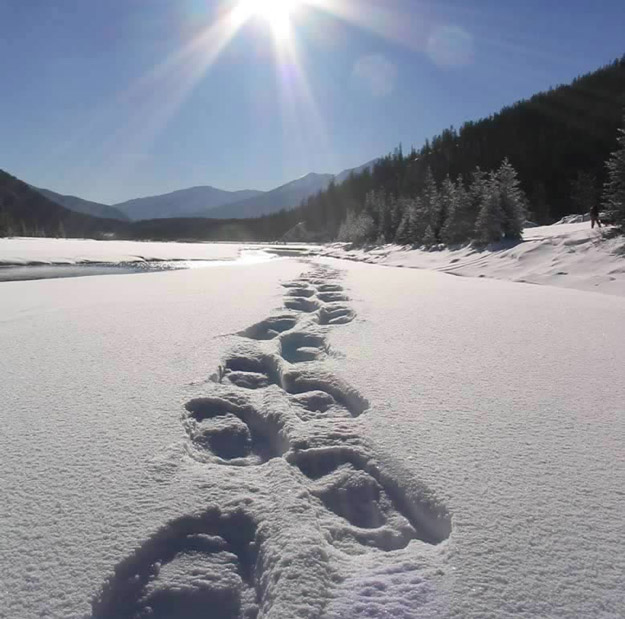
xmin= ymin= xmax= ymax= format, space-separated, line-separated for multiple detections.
xmin=115 ymin=186 xmax=263 ymax=221
xmin=0 ymin=170 xmax=124 ymax=238
xmin=334 ymin=159 xmax=378 ymax=185
xmin=198 ymin=172 xmax=335 ymax=219
xmin=198 ymin=162 xmax=378 ymax=220
xmin=33 ymin=187 xmax=129 ymax=221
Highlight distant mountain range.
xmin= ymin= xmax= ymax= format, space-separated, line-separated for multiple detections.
xmin=28 ymin=161 xmax=376 ymax=222
xmin=114 ymin=186 xmax=264 ymax=221
xmin=34 ymin=187 xmax=129 ymax=221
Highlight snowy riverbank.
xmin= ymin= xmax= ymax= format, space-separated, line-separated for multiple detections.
xmin=317 ymin=222 xmax=625 ymax=297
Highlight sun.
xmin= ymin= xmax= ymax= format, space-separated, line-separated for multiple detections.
xmin=236 ymin=0 xmax=301 ymax=42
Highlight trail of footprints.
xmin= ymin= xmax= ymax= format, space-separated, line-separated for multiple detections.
xmin=92 ymin=266 xmax=451 ymax=619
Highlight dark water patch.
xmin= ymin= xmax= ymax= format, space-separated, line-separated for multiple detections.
xmin=0 ymin=261 xmax=194 ymax=282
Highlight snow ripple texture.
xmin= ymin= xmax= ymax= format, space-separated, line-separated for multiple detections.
xmin=91 ymin=265 xmax=451 ymax=618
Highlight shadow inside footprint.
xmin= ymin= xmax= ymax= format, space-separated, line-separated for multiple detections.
xmin=317 ymin=283 xmax=344 ymax=293
xmin=317 ymin=304 xmax=355 ymax=326
xmin=285 ymin=287 xmax=315 ymax=298
xmin=284 ymin=297 xmax=320 ymax=313
xmin=184 ymin=396 xmax=286 ymax=465
xmin=281 ymin=368 xmax=369 ymax=417
xmin=316 ymin=292 xmax=349 ymax=303
xmin=279 ymin=331 xmax=327 ymax=364
xmin=221 ymin=355 xmax=281 ymax=391
xmin=290 ymin=448 xmax=451 ymax=548
xmin=92 ymin=509 xmax=259 ymax=619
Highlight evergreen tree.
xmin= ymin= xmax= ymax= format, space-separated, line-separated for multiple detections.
xmin=475 ymin=173 xmax=505 ymax=244
xmin=422 ymin=224 xmax=436 ymax=247
xmin=441 ymin=177 xmax=474 ymax=245
xmin=602 ymin=115 xmax=625 ymax=232
xmin=422 ymin=168 xmax=443 ymax=241
xmin=497 ymin=159 xmax=526 ymax=240
xmin=337 ymin=209 xmax=375 ymax=244
xmin=570 ymin=171 xmax=598 ymax=216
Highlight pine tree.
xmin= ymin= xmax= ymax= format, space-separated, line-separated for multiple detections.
xmin=422 ymin=224 xmax=436 ymax=247
xmin=570 ymin=171 xmax=598 ymax=216
xmin=475 ymin=173 xmax=505 ymax=244
xmin=337 ymin=210 xmax=375 ymax=244
xmin=497 ymin=158 xmax=526 ymax=240
xmin=422 ymin=168 xmax=443 ymax=241
xmin=441 ymin=176 xmax=474 ymax=245
xmin=602 ymin=115 xmax=625 ymax=232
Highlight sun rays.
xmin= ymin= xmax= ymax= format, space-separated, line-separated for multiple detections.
xmin=90 ymin=0 xmax=441 ymax=181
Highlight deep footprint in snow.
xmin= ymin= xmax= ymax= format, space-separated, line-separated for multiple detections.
xmin=289 ymin=447 xmax=452 ymax=550
xmin=279 ymin=331 xmax=328 ymax=364
xmin=238 ymin=315 xmax=298 ymax=341
xmin=91 ymin=509 xmax=260 ymax=619
xmin=221 ymin=353 xmax=281 ymax=391
xmin=284 ymin=296 xmax=320 ymax=313
xmin=316 ymin=283 xmax=344 ymax=293
xmin=184 ymin=394 xmax=286 ymax=465
xmin=316 ymin=291 xmax=349 ymax=303
xmin=289 ymin=391 xmax=353 ymax=421
xmin=284 ymin=287 xmax=316 ymax=298
xmin=281 ymin=367 xmax=369 ymax=417
xmin=317 ymin=303 xmax=356 ymax=326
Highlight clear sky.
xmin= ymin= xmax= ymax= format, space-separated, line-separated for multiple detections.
xmin=1 ymin=0 xmax=624 ymax=204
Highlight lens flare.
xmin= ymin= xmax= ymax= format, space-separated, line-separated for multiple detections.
xmin=236 ymin=0 xmax=300 ymax=41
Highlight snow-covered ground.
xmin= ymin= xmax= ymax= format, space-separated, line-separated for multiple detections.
xmin=1 ymin=236 xmax=624 ymax=618
xmin=318 ymin=223 xmax=625 ymax=297
xmin=0 ymin=237 xmax=246 ymax=265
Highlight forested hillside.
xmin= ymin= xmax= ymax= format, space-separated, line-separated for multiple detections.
xmin=0 ymin=170 xmax=125 ymax=238
xmin=283 ymin=56 xmax=625 ymax=241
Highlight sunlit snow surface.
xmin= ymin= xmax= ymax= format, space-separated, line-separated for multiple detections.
xmin=0 ymin=239 xmax=279 ymax=281
xmin=1 ymin=236 xmax=624 ymax=618
xmin=318 ymin=223 xmax=625 ymax=297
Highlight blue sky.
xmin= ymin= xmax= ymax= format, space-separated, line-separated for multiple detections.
xmin=1 ymin=0 xmax=624 ymax=204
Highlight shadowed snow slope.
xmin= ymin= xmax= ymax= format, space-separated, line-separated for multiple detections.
xmin=321 ymin=258 xmax=625 ymax=617
xmin=320 ymin=223 xmax=625 ymax=297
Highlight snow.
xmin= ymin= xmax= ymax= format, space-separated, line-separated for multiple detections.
xmin=317 ymin=223 xmax=625 ymax=297
xmin=1 ymin=235 xmax=624 ymax=618
xmin=0 ymin=237 xmax=246 ymax=265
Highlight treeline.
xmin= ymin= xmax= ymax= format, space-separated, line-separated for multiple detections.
xmin=287 ymin=55 xmax=625 ymax=240
xmin=0 ymin=170 xmax=123 ymax=238
xmin=337 ymin=159 xmax=527 ymax=246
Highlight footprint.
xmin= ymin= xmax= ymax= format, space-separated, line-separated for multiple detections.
xmin=238 ymin=315 xmax=298 ymax=341
xmin=284 ymin=297 xmax=320 ymax=313
xmin=91 ymin=509 xmax=260 ymax=619
xmin=289 ymin=447 xmax=451 ymax=550
xmin=221 ymin=353 xmax=282 ymax=391
xmin=279 ymin=331 xmax=327 ymax=364
xmin=184 ymin=394 xmax=287 ymax=465
xmin=316 ymin=283 xmax=344 ymax=293
xmin=284 ymin=287 xmax=316 ymax=298
xmin=281 ymin=281 xmax=310 ymax=289
xmin=289 ymin=391 xmax=353 ymax=421
xmin=316 ymin=292 xmax=349 ymax=303
xmin=281 ymin=367 xmax=369 ymax=417
xmin=317 ymin=304 xmax=355 ymax=326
